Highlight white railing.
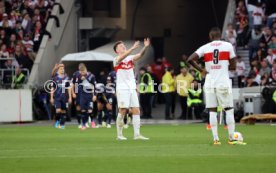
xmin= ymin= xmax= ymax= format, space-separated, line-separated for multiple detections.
xmin=28 ymin=0 xmax=77 ymax=87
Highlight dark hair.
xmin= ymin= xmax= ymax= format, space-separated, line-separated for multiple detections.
xmin=113 ymin=41 xmax=124 ymax=53
xmin=209 ymin=27 xmax=222 ymax=40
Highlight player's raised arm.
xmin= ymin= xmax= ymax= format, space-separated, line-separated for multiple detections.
xmin=133 ymin=38 xmax=151 ymax=62
xmin=115 ymin=41 xmax=140 ymax=63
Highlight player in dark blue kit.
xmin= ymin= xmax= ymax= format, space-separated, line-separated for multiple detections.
xmin=96 ymin=77 xmax=115 ymax=128
xmin=72 ymin=63 xmax=86 ymax=129
xmin=50 ymin=64 xmax=72 ymax=129
xmin=78 ymin=65 xmax=97 ymax=130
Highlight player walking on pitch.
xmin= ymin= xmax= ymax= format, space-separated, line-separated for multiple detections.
xmin=187 ymin=27 xmax=246 ymax=145
xmin=113 ymin=38 xmax=150 ymax=140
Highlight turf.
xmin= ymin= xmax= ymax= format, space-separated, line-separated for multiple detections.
xmin=0 ymin=124 xmax=275 ymax=173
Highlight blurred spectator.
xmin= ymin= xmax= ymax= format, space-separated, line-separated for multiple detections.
xmin=254 ymin=49 xmax=265 ymax=62
xmin=14 ymin=44 xmax=33 ymax=71
xmin=266 ymin=48 xmax=276 ymax=66
xmin=162 ymin=67 xmax=175 ymax=120
xmin=270 ymin=62 xmax=276 ymax=86
xmin=259 ymin=60 xmax=271 ymax=77
xmin=252 ymin=3 xmax=265 ymax=28
xmin=162 ymin=57 xmax=172 ymax=69
xmin=175 ymin=67 xmax=194 ymax=120
xmin=247 ymin=28 xmax=264 ymax=60
xmin=268 ymin=36 xmax=276 ymax=54
xmin=225 ymin=30 xmax=237 ymax=49
xmin=263 ymin=27 xmax=273 ymax=45
xmin=236 ymin=56 xmax=246 ymax=88
xmin=151 ymin=58 xmax=165 ymax=82
xmin=21 ymin=13 xmax=33 ymax=34
xmin=265 ymin=0 xmax=276 ymax=28
xmin=12 ymin=67 xmax=25 ymax=89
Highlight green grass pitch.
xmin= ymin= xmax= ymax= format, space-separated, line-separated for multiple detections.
xmin=0 ymin=124 xmax=275 ymax=173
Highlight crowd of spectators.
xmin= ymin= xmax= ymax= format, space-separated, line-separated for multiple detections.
xmin=0 ymin=0 xmax=55 ymax=88
xmin=226 ymin=0 xmax=276 ymax=88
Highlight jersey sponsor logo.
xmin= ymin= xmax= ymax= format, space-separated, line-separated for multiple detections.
xmin=211 ymin=65 xmax=222 ymax=69
xmin=114 ymin=60 xmax=134 ymax=72
xmin=204 ymin=51 xmax=230 ymax=63
xmin=210 ymin=42 xmax=222 ymax=46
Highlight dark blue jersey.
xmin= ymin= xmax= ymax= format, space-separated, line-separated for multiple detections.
xmin=72 ymin=71 xmax=82 ymax=94
xmin=79 ymin=72 xmax=97 ymax=97
xmin=108 ymin=71 xmax=116 ymax=83
xmin=52 ymin=74 xmax=70 ymax=100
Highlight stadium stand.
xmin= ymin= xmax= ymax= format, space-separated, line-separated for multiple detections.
xmin=0 ymin=0 xmax=55 ymax=89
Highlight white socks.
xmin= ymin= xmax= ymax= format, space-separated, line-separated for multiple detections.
xmin=225 ymin=109 xmax=235 ymax=140
xmin=209 ymin=112 xmax=219 ymax=141
xmin=116 ymin=113 xmax=124 ymax=137
xmin=132 ymin=115 xmax=141 ymax=137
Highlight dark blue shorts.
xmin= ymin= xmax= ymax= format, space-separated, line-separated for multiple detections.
xmin=75 ymin=94 xmax=81 ymax=105
xmin=80 ymin=95 xmax=93 ymax=111
xmin=55 ymin=98 xmax=67 ymax=110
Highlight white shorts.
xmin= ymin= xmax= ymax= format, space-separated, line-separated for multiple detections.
xmin=116 ymin=89 xmax=140 ymax=108
xmin=204 ymin=86 xmax=234 ymax=109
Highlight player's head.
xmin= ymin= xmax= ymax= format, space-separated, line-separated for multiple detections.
xmin=113 ymin=41 xmax=126 ymax=54
xmin=209 ymin=27 xmax=221 ymax=41
xmin=78 ymin=63 xmax=86 ymax=70
xmin=79 ymin=65 xmax=87 ymax=76
xmin=106 ymin=76 xmax=112 ymax=83
xmin=57 ymin=64 xmax=65 ymax=75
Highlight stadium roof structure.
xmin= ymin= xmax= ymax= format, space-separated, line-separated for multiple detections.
xmin=61 ymin=40 xmax=140 ymax=62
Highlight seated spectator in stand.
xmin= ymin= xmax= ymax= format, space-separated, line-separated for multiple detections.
xmin=254 ymin=49 xmax=265 ymax=62
xmin=225 ymin=23 xmax=237 ymax=39
xmin=7 ymin=34 xmax=18 ymax=54
xmin=270 ymin=62 xmax=276 ymax=86
xmin=259 ymin=60 xmax=271 ymax=77
xmin=0 ymin=13 xmax=13 ymax=27
xmin=22 ymin=34 xmax=35 ymax=61
xmin=0 ymin=43 xmax=9 ymax=59
xmin=14 ymin=44 xmax=33 ymax=71
xmin=260 ymin=74 xmax=270 ymax=86
xmin=225 ymin=30 xmax=237 ymax=50
xmin=236 ymin=56 xmax=246 ymax=88
xmin=268 ymin=36 xmax=276 ymax=54
xmin=21 ymin=13 xmax=33 ymax=34
xmin=263 ymin=27 xmax=273 ymax=46
xmin=265 ymin=0 xmax=276 ymax=28
xmin=266 ymin=48 xmax=276 ymax=66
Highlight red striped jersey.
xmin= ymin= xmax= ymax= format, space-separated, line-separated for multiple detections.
xmin=113 ymin=55 xmax=136 ymax=90
xmin=195 ymin=40 xmax=236 ymax=87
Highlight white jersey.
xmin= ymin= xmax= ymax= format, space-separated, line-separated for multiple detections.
xmin=113 ymin=55 xmax=136 ymax=90
xmin=195 ymin=40 xmax=236 ymax=88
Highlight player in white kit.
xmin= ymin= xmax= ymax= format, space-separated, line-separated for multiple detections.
xmin=113 ymin=38 xmax=150 ymax=140
xmin=187 ymin=27 xmax=246 ymax=145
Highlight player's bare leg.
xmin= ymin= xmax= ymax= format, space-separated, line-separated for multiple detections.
xmin=131 ymin=107 xmax=149 ymax=140
xmin=116 ymin=108 xmax=127 ymax=140
xmin=209 ymin=107 xmax=220 ymax=145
